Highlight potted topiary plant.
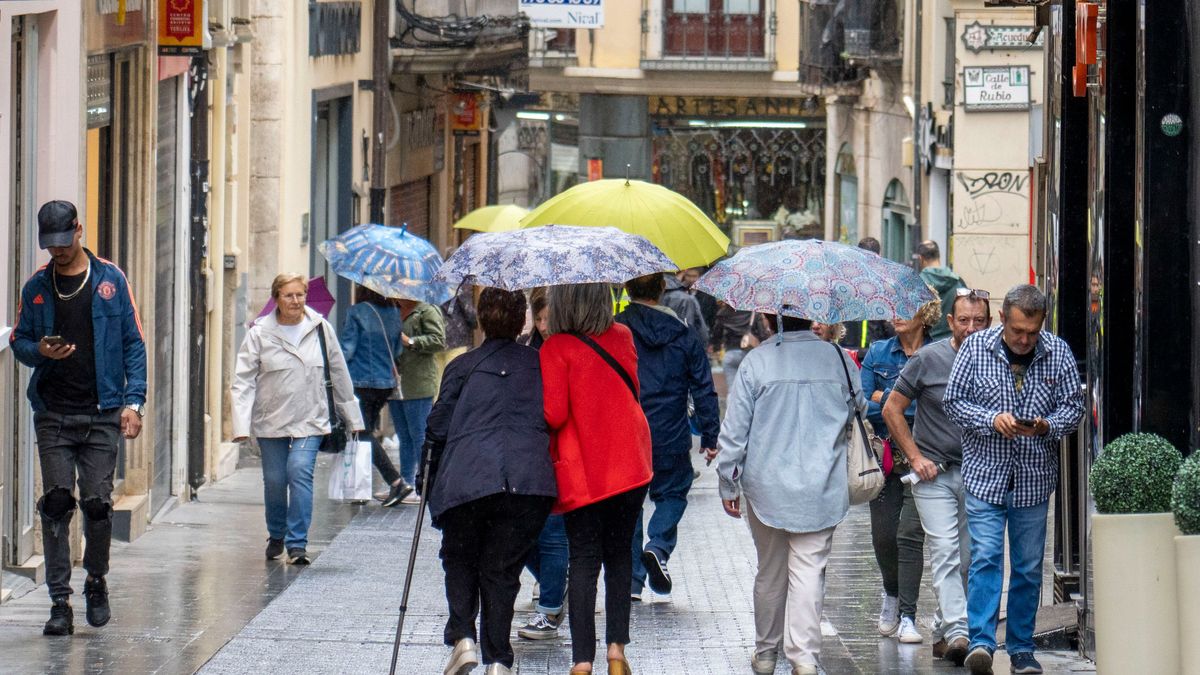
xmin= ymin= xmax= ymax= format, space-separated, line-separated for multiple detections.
xmin=1173 ymin=453 xmax=1200 ymax=675
xmin=1089 ymin=432 xmax=1183 ymax=674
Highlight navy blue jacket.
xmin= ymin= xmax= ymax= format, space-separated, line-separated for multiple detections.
xmin=424 ymin=338 xmax=556 ymax=521
xmin=11 ymin=251 xmax=147 ymax=413
xmin=616 ymin=302 xmax=720 ymax=464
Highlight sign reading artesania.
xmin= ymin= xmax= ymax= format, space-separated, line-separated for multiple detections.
xmin=651 ymin=96 xmax=817 ymax=118
xmin=961 ymin=21 xmax=1045 ymax=53
xmin=963 ymin=66 xmax=1031 ymax=112
xmin=519 ymin=0 xmax=603 ymax=28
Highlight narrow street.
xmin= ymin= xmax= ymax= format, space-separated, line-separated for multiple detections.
xmin=0 ymin=450 xmax=1094 ymax=674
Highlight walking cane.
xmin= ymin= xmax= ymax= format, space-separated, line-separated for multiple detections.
xmin=388 ymin=441 xmax=435 ymax=675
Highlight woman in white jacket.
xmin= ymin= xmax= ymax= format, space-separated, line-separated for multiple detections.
xmin=231 ymin=273 xmax=364 ymax=564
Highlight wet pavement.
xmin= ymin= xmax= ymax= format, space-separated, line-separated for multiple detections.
xmin=0 ymin=456 xmax=363 ymax=675
xmin=199 ymin=451 xmax=1095 ymax=675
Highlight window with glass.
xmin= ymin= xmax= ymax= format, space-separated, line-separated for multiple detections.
xmin=665 ymin=0 xmax=766 ymax=58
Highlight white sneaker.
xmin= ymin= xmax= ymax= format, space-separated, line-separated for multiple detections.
xmin=400 ymin=493 xmax=421 ymax=505
xmin=751 ymin=649 xmax=777 ymax=674
xmin=382 ymin=434 xmax=400 ymax=453
xmin=877 ymin=594 xmax=900 ymax=636
xmin=444 ymin=637 xmax=479 ymax=675
xmin=897 ymin=616 xmax=924 ymax=644
xmin=792 ymin=665 xmax=819 ymax=675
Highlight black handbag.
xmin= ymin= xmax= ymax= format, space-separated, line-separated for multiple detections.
xmin=316 ymin=323 xmax=347 ymax=454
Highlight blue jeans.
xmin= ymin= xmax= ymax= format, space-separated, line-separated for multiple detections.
xmin=259 ymin=436 xmax=321 ymax=550
xmin=965 ymin=490 xmax=1049 ymax=655
xmin=524 ymin=514 xmax=569 ymax=614
xmin=388 ymin=397 xmax=434 ymax=485
xmin=631 ymin=454 xmax=695 ymax=593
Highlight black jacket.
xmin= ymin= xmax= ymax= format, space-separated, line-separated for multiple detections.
xmin=424 ymin=338 xmax=556 ymax=521
xmin=616 ymin=303 xmax=721 ymax=464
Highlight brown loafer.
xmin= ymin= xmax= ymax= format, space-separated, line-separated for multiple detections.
xmin=608 ymin=659 xmax=632 ymax=675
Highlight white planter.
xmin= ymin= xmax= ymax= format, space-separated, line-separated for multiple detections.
xmin=1178 ymin=535 xmax=1200 ymax=675
xmin=1093 ymin=512 xmax=1180 ymax=675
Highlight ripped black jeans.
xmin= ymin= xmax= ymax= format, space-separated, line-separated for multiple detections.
xmin=34 ymin=410 xmax=122 ymax=601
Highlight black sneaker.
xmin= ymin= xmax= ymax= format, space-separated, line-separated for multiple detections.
xmin=1009 ymin=652 xmax=1043 ymax=674
xmin=516 ymin=611 xmax=562 ymax=640
xmin=83 ymin=576 xmax=110 ymax=627
xmin=380 ymin=481 xmax=414 ymax=508
xmin=641 ymin=548 xmax=672 ymax=594
xmin=288 ymin=548 xmax=311 ymax=565
xmin=265 ymin=537 xmax=285 ymax=560
xmin=43 ymin=599 xmax=74 ymax=636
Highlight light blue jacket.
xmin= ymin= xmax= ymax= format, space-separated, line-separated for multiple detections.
xmin=717 ymin=332 xmax=866 ymax=533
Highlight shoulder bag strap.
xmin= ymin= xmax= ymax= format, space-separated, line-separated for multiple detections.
xmin=569 ymin=332 xmax=638 ymax=401
xmin=315 ymin=322 xmax=337 ymax=424
xmin=367 ymin=304 xmax=401 ymax=381
xmin=833 ymin=341 xmax=859 ymax=398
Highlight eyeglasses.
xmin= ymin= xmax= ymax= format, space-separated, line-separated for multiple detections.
xmin=280 ymin=293 xmax=307 ymax=302
xmin=955 ymin=288 xmax=990 ymax=300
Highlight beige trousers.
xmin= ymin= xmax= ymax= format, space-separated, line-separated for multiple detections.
xmin=745 ymin=502 xmax=836 ymax=669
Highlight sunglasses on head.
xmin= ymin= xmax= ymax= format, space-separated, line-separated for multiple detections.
xmin=955 ymin=288 xmax=990 ymax=300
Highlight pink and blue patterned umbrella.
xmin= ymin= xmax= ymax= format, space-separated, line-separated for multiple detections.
xmin=433 ymin=225 xmax=676 ymax=290
xmin=695 ymin=240 xmax=937 ymax=323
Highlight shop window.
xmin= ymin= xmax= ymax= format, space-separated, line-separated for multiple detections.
xmin=664 ymin=0 xmax=766 ymax=58
xmin=835 ymin=144 xmax=858 ymax=244
xmin=882 ymin=179 xmax=912 ymax=263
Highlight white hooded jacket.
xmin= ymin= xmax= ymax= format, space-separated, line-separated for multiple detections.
xmin=231 ymin=306 xmax=364 ymax=440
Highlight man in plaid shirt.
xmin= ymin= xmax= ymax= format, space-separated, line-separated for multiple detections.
xmin=943 ymin=285 xmax=1083 ymax=675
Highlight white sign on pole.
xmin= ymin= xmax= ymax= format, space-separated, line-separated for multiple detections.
xmin=519 ymin=0 xmax=604 ymax=28
xmin=962 ymin=66 xmax=1031 ymax=112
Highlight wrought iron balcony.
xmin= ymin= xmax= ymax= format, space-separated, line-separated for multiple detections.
xmin=839 ymin=0 xmax=902 ymax=62
xmin=309 ymin=1 xmax=362 ymax=57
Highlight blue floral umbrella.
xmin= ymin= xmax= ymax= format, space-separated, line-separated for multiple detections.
xmin=318 ymin=224 xmax=452 ymax=304
xmin=695 ymin=239 xmax=937 ymax=323
xmin=433 ymin=225 xmax=677 ymax=290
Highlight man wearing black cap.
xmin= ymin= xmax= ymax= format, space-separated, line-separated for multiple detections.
xmin=9 ymin=200 xmax=147 ymax=636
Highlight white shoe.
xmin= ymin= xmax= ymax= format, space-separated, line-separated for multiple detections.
xmin=792 ymin=665 xmax=819 ymax=675
xmin=897 ymin=616 xmax=924 ymax=644
xmin=444 ymin=637 xmax=479 ymax=675
xmin=400 ymin=493 xmax=421 ymax=505
xmin=751 ymin=649 xmax=777 ymax=674
xmin=877 ymin=594 xmax=900 ymax=636
xmin=484 ymin=664 xmax=512 ymax=675
xmin=382 ymin=434 xmax=400 ymax=453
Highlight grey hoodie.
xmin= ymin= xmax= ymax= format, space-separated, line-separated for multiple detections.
xmin=660 ymin=274 xmax=710 ymax=347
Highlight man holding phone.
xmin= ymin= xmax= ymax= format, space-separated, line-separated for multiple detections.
xmin=10 ymin=200 xmax=147 ymax=637
xmin=942 ymin=285 xmax=1083 ymax=675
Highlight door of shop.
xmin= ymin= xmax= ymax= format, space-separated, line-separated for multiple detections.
xmin=310 ymin=94 xmax=353 ymax=329
xmin=151 ymin=76 xmax=190 ymax=516
xmin=5 ymin=14 xmax=40 ymax=569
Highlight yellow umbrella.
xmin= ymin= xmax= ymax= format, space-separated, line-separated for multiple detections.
xmin=452 ymin=204 xmax=530 ymax=233
xmin=518 ymin=179 xmax=730 ymax=269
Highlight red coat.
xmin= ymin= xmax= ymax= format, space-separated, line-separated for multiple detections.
xmin=540 ymin=323 xmax=653 ymax=513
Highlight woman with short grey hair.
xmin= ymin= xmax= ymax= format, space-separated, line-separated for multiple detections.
xmin=540 ymin=283 xmax=653 ymax=675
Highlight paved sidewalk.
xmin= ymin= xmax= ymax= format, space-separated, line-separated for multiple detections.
xmin=200 ymin=453 xmax=1096 ymax=674
xmin=0 ymin=458 xmax=362 ymax=675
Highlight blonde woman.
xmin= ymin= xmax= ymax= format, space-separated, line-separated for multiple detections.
xmin=231 ymin=273 xmax=364 ymax=564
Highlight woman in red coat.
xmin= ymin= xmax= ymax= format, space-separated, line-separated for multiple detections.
xmin=540 ymin=282 xmax=652 ymax=675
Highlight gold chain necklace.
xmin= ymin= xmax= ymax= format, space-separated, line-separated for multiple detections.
xmin=52 ymin=264 xmax=91 ymax=301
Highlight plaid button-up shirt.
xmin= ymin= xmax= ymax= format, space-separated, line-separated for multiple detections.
xmin=942 ymin=326 xmax=1084 ymax=507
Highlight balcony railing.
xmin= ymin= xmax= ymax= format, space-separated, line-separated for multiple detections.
xmin=840 ymin=0 xmax=902 ymax=62
xmin=641 ymin=0 xmax=776 ymax=71
xmin=309 ymin=1 xmax=362 ymax=57
xmin=798 ymin=0 xmax=864 ymax=88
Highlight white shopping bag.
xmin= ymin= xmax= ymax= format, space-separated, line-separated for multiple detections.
xmin=327 ymin=437 xmax=373 ymax=501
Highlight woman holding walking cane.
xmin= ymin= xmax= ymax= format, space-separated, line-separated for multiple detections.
xmin=540 ymin=283 xmax=653 ymax=675
xmin=422 ymin=288 xmax=557 ymax=675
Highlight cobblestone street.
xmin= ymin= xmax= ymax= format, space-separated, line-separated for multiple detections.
xmin=0 ymin=444 xmax=1098 ymax=675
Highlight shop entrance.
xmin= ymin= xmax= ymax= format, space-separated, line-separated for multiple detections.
xmin=310 ymin=92 xmax=354 ymax=329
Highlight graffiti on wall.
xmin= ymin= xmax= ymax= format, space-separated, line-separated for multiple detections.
xmin=953 ymin=170 xmax=1029 ymax=233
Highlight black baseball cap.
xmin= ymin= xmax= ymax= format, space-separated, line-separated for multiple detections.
xmin=38 ymin=200 xmax=79 ymax=249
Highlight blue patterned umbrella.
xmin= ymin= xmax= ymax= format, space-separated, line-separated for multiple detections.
xmin=695 ymin=239 xmax=937 ymax=323
xmin=318 ymin=224 xmax=452 ymax=304
xmin=433 ymin=225 xmax=677 ymax=290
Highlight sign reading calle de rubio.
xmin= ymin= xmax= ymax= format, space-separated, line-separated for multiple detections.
xmin=961 ymin=21 xmax=1045 ymax=53
xmin=963 ymin=66 xmax=1031 ymax=112
xmin=519 ymin=0 xmax=603 ymax=28
xmin=651 ymin=96 xmax=818 ymax=118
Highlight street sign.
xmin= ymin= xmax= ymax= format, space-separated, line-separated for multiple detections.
xmin=158 ymin=0 xmax=205 ymax=56
xmin=961 ymin=21 xmax=1045 ymax=53
xmin=519 ymin=0 xmax=604 ymax=28
xmin=963 ymin=66 xmax=1032 ymax=112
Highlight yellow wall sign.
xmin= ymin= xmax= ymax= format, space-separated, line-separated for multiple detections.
xmin=650 ymin=96 xmax=819 ymax=119
xmin=158 ymin=0 xmax=205 ymax=55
